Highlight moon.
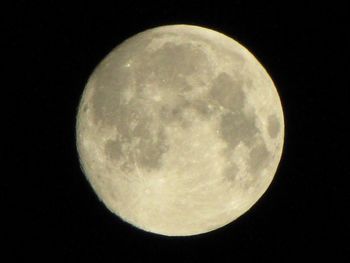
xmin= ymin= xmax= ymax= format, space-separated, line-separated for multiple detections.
xmin=76 ymin=24 xmax=284 ymax=236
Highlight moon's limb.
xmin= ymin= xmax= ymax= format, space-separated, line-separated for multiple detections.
xmin=76 ymin=25 xmax=284 ymax=236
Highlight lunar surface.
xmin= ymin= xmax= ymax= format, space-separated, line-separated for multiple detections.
xmin=76 ymin=25 xmax=284 ymax=236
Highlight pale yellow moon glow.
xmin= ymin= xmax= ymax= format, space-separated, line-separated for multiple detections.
xmin=76 ymin=24 xmax=284 ymax=236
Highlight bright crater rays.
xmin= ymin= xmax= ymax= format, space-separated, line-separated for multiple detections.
xmin=76 ymin=25 xmax=284 ymax=236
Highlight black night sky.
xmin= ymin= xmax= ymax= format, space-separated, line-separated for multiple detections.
xmin=4 ymin=1 xmax=348 ymax=261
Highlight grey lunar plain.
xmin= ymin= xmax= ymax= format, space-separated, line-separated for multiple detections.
xmin=76 ymin=25 xmax=284 ymax=236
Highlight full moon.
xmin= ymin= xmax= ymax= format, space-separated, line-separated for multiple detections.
xmin=76 ymin=25 xmax=284 ymax=236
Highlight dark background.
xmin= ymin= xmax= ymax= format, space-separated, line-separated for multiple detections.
xmin=4 ymin=1 xmax=348 ymax=261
